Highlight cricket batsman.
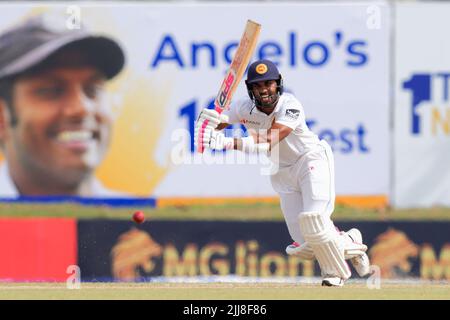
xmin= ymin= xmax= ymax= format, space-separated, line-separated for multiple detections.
xmin=194 ymin=59 xmax=371 ymax=286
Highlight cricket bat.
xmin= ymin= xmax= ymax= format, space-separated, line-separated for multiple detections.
xmin=197 ymin=19 xmax=261 ymax=153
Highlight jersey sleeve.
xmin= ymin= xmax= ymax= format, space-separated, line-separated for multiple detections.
xmin=221 ymin=99 xmax=242 ymax=124
xmin=274 ymin=95 xmax=305 ymax=130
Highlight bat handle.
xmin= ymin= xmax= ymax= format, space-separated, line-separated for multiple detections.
xmin=214 ymin=99 xmax=226 ymax=114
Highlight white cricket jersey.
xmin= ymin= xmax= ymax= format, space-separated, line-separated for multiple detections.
xmin=223 ymin=92 xmax=322 ymax=167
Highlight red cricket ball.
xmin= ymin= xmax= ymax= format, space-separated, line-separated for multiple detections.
xmin=132 ymin=211 xmax=145 ymax=224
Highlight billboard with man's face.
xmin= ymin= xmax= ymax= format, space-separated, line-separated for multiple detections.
xmin=0 ymin=3 xmax=390 ymax=202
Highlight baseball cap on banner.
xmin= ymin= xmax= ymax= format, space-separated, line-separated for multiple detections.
xmin=0 ymin=14 xmax=125 ymax=80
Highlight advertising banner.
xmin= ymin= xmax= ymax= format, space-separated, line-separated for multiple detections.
xmin=0 ymin=3 xmax=390 ymax=200
xmin=394 ymin=3 xmax=450 ymax=208
xmin=0 ymin=218 xmax=77 ymax=281
xmin=78 ymin=219 xmax=450 ymax=281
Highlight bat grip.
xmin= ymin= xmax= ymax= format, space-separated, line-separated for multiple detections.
xmin=214 ymin=99 xmax=228 ymax=114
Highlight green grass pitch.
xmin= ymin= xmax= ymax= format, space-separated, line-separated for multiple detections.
xmin=0 ymin=282 xmax=448 ymax=300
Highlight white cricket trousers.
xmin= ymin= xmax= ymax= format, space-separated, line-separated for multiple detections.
xmin=270 ymin=140 xmax=335 ymax=244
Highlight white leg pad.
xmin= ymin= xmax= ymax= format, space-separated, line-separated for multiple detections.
xmin=298 ymin=212 xmax=351 ymax=280
xmin=344 ymin=242 xmax=368 ymax=259
xmin=287 ymin=240 xmax=366 ymax=260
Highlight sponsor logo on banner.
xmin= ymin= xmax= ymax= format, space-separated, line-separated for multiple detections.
xmin=403 ymin=73 xmax=450 ymax=136
xmin=111 ymin=228 xmax=162 ymax=281
xmin=420 ymin=243 xmax=450 ymax=280
xmin=108 ymin=230 xmax=449 ymax=281
xmin=79 ymin=222 xmax=450 ymax=281
xmin=109 ymin=229 xmax=314 ymax=279
xmin=369 ymin=228 xmax=419 ymax=278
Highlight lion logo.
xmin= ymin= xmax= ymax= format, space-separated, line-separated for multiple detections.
xmin=255 ymin=63 xmax=268 ymax=74
xmin=111 ymin=228 xmax=162 ymax=281
xmin=369 ymin=228 xmax=419 ymax=278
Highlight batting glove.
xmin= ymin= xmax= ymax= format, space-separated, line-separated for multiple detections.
xmin=194 ymin=126 xmax=234 ymax=151
xmin=196 ymin=109 xmax=229 ymax=129
xmin=208 ymin=130 xmax=234 ymax=151
xmin=194 ymin=109 xmax=229 ymax=152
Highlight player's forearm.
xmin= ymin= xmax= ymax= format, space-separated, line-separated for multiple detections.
xmin=233 ymin=124 xmax=292 ymax=153
xmin=234 ymin=129 xmax=279 ymax=150
xmin=233 ymin=136 xmax=270 ymax=154
xmin=252 ymin=125 xmax=292 ymax=148
xmin=254 ymin=130 xmax=277 ymax=146
xmin=214 ymin=123 xmax=270 ymax=153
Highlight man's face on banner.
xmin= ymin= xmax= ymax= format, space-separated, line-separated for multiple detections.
xmin=4 ymin=50 xmax=113 ymax=188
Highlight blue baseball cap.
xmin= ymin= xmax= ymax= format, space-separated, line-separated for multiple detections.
xmin=246 ymin=59 xmax=281 ymax=84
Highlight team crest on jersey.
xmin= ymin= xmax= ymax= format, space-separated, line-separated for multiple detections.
xmin=285 ymin=109 xmax=300 ymax=120
xmin=255 ymin=63 xmax=268 ymax=74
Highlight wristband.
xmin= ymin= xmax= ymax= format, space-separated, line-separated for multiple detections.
xmin=241 ymin=136 xmax=270 ymax=154
xmin=223 ymin=137 xmax=235 ymax=150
